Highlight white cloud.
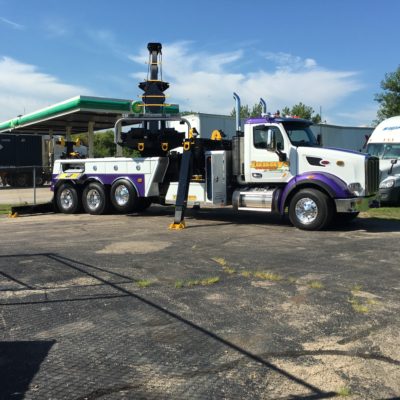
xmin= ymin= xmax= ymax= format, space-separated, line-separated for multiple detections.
xmin=128 ymin=42 xmax=363 ymax=119
xmin=0 ymin=16 xmax=24 ymax=30
xmin=0 ymin=57 xmax=90 ymax=120
xmin=335 ymin=105 xmax=378 ymax=126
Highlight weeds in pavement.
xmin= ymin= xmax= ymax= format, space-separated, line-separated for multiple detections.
xmin=308 ymin=280 xmax=324 ymax=289
xmin=136 ymin=279 xmax=152 ymax=288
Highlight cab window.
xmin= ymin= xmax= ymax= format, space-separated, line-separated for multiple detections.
xmin=253 ymin=126 xmax=284 ymax=150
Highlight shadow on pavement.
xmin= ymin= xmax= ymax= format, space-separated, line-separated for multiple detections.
xmin=0 ymin=340 xmax=55 ymax=400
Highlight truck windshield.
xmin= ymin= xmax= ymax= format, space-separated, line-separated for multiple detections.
xmin=367 ymin=143 xmax=400 ymax=159
xmin=283 ymin=123 xmax=318 ymax=147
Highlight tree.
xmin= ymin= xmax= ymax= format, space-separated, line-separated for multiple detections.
xmin=282 ymin=102 xmax=321 ymax=124
xmin=72 ymin=130 xmax=139 ymax=158
xmin=375 ymin=65 xmax=400 ymax=123
xmin=230 ymin=103 xmax=263 ymax=119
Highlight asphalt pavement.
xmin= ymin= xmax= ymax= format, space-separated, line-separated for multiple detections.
xmin=0 ymin=207 xmax=399 ymax=399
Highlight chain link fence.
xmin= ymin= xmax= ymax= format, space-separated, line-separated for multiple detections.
xmin=0 ymin=166 xmax=53 ymax=205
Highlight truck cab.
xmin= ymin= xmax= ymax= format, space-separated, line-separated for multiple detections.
xmin=232 ymin=115 xmax=379 ymax=229
xmin=366 ymin=116 xmax=400 ymax=205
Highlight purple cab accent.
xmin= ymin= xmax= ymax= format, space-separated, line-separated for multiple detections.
xmin=279 ymin=171 xmax=351 ymax=214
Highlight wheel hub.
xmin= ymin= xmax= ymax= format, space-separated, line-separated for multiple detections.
xmin=60 ymin=189 xmax=73 ymax=209
xmin=87 ymin=189 xmax=101 ymax=210
xmin=295 ymin=197 xmax=318 ymax=225
xmin=115 ymin=185 xmax=129 ymax=206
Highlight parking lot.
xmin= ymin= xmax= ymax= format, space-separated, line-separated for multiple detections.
xmin=0 ymin=206 xmax=399 ymax=399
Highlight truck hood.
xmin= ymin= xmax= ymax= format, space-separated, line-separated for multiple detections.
xmin=296 ymin=146 xmax=371 ymax=196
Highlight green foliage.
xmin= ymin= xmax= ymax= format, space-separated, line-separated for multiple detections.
xmin=282 ymin=102 xmax=322 ymax=123
xmin=93 ymin=130 xmax=116 ymax=158
xmin=72 ymin=130 xmax=140 ymax=158
xmin=231 ymin=103 xmax=263 ymax=118
xmin=375 ymin=65 xmax=400 ymax=123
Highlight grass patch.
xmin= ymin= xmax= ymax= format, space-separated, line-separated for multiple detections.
xmin=174 ymin=280 xmax=184 ymax=289
xmin=175 ymin=276 xmax=220 ymax=288
xmin=136 ymin=279 xmax=152 ymax=288
xmin=307 ymin=280 xmax=324 ymax=289
xmin=211 ymin=257 xmax=227 ymax=266
xmin=351 ymin=284 xmax=362 ymax=294
xmin=253 ymin=271 xmax=283 ymax=281
xmin=361 ymin=207 xmax=400 ymax=220
xmin=240 ymin=271 xmax=252 ymax=278
xmin=336 ymin=387 xmax=351 ymax=397
xmin=0 ymin=204 xmax=12 ymax=215
xmin=211 ymin=257 xmax=236 ymax=274
xmin=349 ymin=297 xmax=369 ymax=313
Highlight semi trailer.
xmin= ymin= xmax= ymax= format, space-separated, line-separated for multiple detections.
xmin=0 ymin=134 xmax=87 ymax=187
xmin=52 ymin=42 xmax=380 ymax=230
xmin=366 ymin=116 xmax=400 ymax=204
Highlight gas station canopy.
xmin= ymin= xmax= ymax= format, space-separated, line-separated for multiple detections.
xmin=0 ymin=95 xmax=134 ymax=135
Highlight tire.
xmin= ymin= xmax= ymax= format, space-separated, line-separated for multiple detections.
xmin=82 ymin=182 xmax=108 ymax=215
xmin=56 ymin=183 xmax=80 ymax=214
xmin=110 ymin=179 xmax=138 ymax=213
xmin=14 ymin=173 xmax=31 ymax=187
xmin=289 ymin=188 xmax=333 ymax=230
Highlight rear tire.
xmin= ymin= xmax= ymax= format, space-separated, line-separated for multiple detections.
xmin=289 ymin=188 xmax=333 ymax=230
xmin=82 ymin=182 xmax=108 ymax=215
xmin=110 ymin=179 xmax=138 ymax=213
xmin=56 ymin=183 xmax=80 ymax=214
xmin=14 ymin=173 xmax=31 ymax=187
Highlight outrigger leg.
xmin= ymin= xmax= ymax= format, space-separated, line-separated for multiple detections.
xmin=169 ymin=141 xmax=192 ymax=230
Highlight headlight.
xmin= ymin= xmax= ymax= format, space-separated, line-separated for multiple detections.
xmin=347 ymin=182 xmax=363 ymax=195
xmin=379 ymin=179 xmax=395 ymax=189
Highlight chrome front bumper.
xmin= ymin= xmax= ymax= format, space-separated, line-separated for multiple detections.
xmin=335 ymin=195 xmax=380 ymax=213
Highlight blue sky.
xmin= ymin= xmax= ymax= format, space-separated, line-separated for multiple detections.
xmin=0 ymin=0 xmax=399 ymax=126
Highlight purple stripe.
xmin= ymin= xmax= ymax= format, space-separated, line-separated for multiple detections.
xmin=279 ymin=172 xmax=352 ymax=214
xmin=52 ymin=173 xmax=146 ymax=197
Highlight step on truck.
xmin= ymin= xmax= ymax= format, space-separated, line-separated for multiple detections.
xmin=52 ymin=42 xmax=380 ymax=230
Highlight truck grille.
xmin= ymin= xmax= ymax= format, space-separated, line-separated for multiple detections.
xmin=365 ymin=156 xmax=379 ymax=195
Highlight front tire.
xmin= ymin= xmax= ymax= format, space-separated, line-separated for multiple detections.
xmin=82 ymin=182 xmax=108 ymax=215
xmin=56 ymin=183 xmax=80 ymax=214
xmin=289 ymin=188 xmax=333 ymax=230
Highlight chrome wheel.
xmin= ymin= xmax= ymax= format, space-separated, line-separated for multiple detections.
xmin=86 ymin=188 xmax=101 ymax=211
xmin=56 ymin=183 xmax=80 ymax=214
xmin=114 ymin=185 xmax=129 ymax=206
xmin=295 ymin=197 xmax=318 ymax=225
xmin=60 ymin=189 xmax=74 ymax=210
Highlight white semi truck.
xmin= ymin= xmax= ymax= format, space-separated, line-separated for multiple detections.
xmin=366 ymin=116 xmax=400 ymax=204
xmin=51 ymin=42 xmax=380 ymax=230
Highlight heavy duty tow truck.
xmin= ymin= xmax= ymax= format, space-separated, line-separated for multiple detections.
xmin=52 ymin=42 xmax=380 ymax=230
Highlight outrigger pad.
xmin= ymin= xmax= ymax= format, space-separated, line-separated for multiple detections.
xmin=168 ymin=221 xmax=186 ymax=230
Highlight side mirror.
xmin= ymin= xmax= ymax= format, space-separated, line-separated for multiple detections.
xmin=266 ymin=129 xmax=276 ymax=151
xmin=389 ymin=158 xmax=398 ymax=175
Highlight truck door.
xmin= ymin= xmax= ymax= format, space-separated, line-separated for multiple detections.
xmin=249 ymin=125 xmax=291 ymax=183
